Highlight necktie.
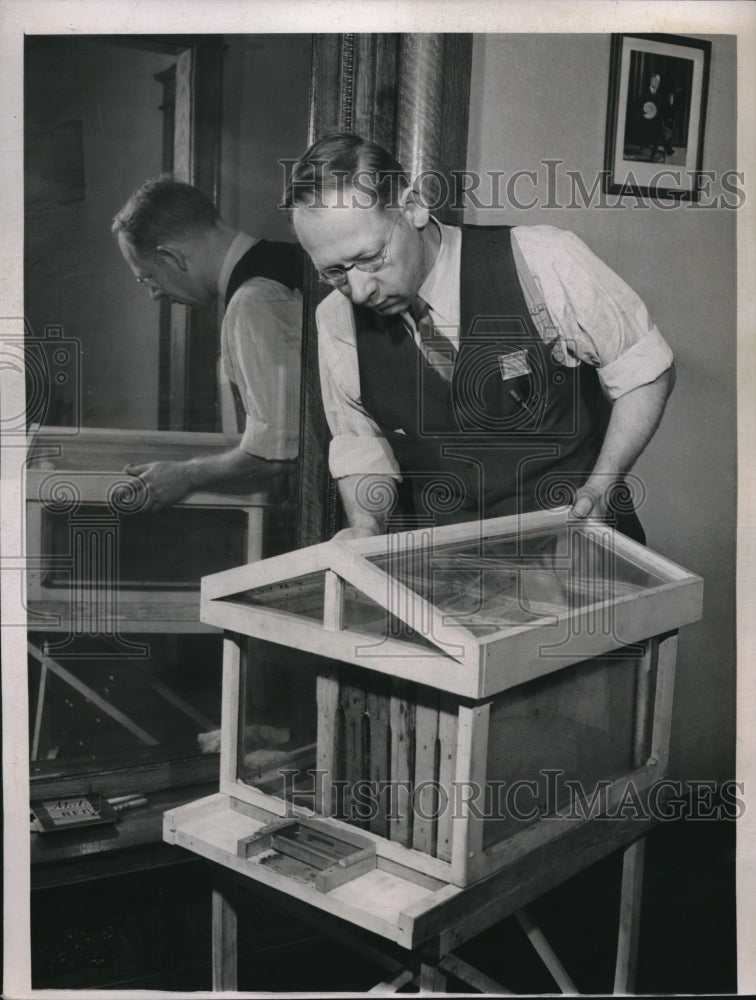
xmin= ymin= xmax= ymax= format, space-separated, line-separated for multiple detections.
xmin=408 ymin=297 xmax=455 ymax=383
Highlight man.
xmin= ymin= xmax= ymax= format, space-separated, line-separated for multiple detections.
xmin=286 ymin=133 xmax=675 ymax=543
xmin=112 ymin=176 xmax=303 ymax=510
xmin=637 ymin=72 xmax=676 ymax=158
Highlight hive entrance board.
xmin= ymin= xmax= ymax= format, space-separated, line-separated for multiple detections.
xmin=237 ymin=817 xmax=376 ymax=892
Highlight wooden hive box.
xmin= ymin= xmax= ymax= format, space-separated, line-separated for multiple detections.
xmin=25 ymin=426 xmax=276 ymax=633
xmin=164 ymin=507 xmax=703 ymax=949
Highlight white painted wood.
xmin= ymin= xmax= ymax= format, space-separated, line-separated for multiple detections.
xmin=243 ymin=507 xmax=265 ymax=563
xmin=451 ymin=702 xmax=491 ymax=885
xmin=218 ymin=636 xmax=243 ymax=797
xmin=28 ymin=425 xmax=245 ymax=451
xmin=198 ymin=510 xmax=701 ymax=699
xmin=436 ymin=697 xmax=459 ymax=864
xmin=337 ymin=506 xmax=573 ymax=559
xmin=613 ymin=838 xmax=646 ymax=993
xmin=580 ymin=520 xmax=698 ymax=582
xmin=368 ymin=968 xmax=415 ymax=993
xmin=633 ymin=640 xmax=654 ymax=767
xmin=516 ymin=908 xmax=578 ymax=993
xmin=329 ymin=542 xmax=477 ymax=666
xmin=323 ymin=570 xmax=344 ymax=631
xmin=27 ymin=598 xmax=221 ymax=634
xmin=30 ymin=653 xmax=49 ymax=761
xmin=27 ymin=470 xmax=271 ymax=508
xmin=438 ymin=954 xmax=515 ymax=994
xmin=201 ymin=540 xmax=335 ymax=601
xmin=396 ymin=883 xmax=461 ymax=926
xmin=200 ymin=598 xmax=479 ymax=698
xmin=163 ymin=792 xmax=230 ymax=840
xmin=166 ymin=795 xmax=446 ymax=948
xmin=212 ymin=887 xmax=238 ymax=990
xmin=26 ymin=438 xmax=271 ymax=626
xmin=479 ymin=579 xmax=703 ymax=698
xmin=649 ymin=632 xmax=679 ymax=772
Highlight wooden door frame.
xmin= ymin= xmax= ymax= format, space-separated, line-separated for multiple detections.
xmin=168 ymin=39 xmax=225 ymax=432
xmin=104 ymin=35 xmax=225 ymax=432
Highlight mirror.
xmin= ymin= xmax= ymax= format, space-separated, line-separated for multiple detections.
xmin=25 ymin=33 xmax=311 ymax=431
xmin=24 ymin=32 xmax=312 ymax=793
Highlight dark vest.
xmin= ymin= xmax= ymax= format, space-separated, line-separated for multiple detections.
xmin=224 ymin=239 xmax=304 ymax=309
xmin=354 ymin=225 xmax=608 ymax=528
xmin=222 ymin=238 xmax=304 ymax=436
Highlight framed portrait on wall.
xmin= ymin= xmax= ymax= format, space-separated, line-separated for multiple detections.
xmin=604 ymin=33 xmax=712 ymax=201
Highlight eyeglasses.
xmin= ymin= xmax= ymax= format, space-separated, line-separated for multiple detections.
xmin=135 ymin=250 xmax=160 ymax=289
xmin=317 ymin=213 xmax=402 ymax=287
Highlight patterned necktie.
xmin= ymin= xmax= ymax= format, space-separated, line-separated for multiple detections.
xmin=408 ymin=296 xmax=455 ymax=383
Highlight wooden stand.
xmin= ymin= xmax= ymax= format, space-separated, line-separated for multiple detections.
xmin=163 ymin=510 xmax=703 ymax=993
xmin=209 ymin=830 xmax=648 ymax=994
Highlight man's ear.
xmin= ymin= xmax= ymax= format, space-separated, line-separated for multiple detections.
xmin=399 ymin=181 xmax=432 ymax=229
xmin=155 ymin=244 xmax=188 ymax=271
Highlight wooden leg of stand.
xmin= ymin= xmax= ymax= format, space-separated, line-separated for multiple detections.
xmin=368 ymin=969 xmax=416 ymax=993
xmin=438 ymin=954 xmax=515 ymax=994
xmin=212 ymin=886 xmax=238 ymax=991
xmin=516 ymin=908 xmax=578 ymax=993
xmin=614 ymin=838 xmax=646 ymax=994
xmin=420 ymin=961 xmax=447 ymax=992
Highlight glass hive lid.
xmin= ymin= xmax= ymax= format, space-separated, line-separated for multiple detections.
xmin=201 ymin=508 xmax=703 ymax=699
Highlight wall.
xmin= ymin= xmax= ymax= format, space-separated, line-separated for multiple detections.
xmin=219 ymin=35 xmax=312 ymax=241
xmin=466 ymin=33 xmax=737 ymax=782
xmin=25 ymin=37 xmax=174 ymax=429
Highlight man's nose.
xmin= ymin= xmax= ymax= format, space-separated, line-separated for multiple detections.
xmin=346 ymin=269 xmax=377 ymax=306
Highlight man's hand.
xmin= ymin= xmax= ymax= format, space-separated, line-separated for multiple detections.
xmin=570 ymin=480 xmax=610 ymax=521
xmin=570 ymin=366 xmax=675 ymax=524
xmin=123 ymin=460 xmax=195 ymax=512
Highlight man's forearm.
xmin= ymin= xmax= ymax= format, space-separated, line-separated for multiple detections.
xmin=126 ymin=446 xmax=291 ymax=511
xmin=184 ymin=446 xmax=290 ymax=491
xmin=337 ymin=474 xmax=398 ymax=536
xmin=573 ymin=364 xmax=675 ymax=516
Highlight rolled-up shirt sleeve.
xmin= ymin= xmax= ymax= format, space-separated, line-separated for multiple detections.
xmin=221 ymin=279 xmax=302 ymax=461
xmin=317 ymin=292 xmax=402 ymax=480
xmin=514 ymin=227 xmax=674 ymax=400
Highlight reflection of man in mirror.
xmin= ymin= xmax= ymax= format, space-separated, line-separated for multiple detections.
xmin=638 ymin=72 xmax=676 ymax=158
xmin=113 ymin=177 xmax=303 ymax=510
xmin=287 ymin=133 xmax=675 ymax=544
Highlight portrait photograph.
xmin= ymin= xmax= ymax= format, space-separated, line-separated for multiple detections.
xmin=605 ymin=33 xmax=711 ymax=200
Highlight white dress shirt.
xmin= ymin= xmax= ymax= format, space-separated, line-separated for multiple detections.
xmin=218 ymin=233 xmax=302 ymax=461
xmin=316 ymin=222 xmax=674 ymax=480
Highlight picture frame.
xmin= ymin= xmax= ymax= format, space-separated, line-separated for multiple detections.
xmin=603 ymin=33 xmax=711 ymax=201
